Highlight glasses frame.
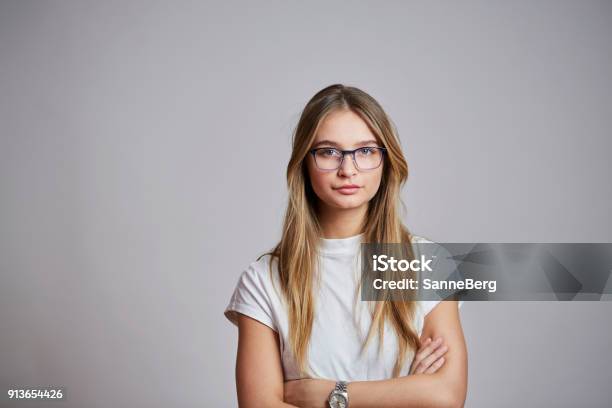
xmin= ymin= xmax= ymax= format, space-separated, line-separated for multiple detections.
xmin=309 ymin=146 xmax=387 ymax=171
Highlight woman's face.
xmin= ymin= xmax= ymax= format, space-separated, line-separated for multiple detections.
xmin=306 ymin=109 xmax=384 ymax=211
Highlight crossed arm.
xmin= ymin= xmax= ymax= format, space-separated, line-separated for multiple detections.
xmin=233 ymin=300 xmax=467 ymax=408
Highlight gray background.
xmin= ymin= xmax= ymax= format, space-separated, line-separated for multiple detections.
xmin=1 ymin=1 xmax=611 ymax=407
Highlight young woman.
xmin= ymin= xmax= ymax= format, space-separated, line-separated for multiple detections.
xmin=224 ymin=84 xmax=468 ymax=408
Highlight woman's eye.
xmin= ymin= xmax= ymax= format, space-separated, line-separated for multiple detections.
xmin=322 ymin=149 xmax=338 ymax=156
xmin=360 ymin=147 xmax=374 ymax=155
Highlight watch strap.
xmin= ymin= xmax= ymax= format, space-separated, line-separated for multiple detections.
xmin=328 ymin=380 xmax=349 ymax=407
xmin=335 ymin=380 xmax=348 ymax=392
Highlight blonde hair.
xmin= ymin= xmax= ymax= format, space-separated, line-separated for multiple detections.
xmin=267 ymin=84 xmax=420 ymax=377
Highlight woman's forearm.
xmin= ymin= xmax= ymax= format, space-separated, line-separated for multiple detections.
xmin=274 ymin=402 xmax=300 ymax=408
xmin=347 ymin=373 xmax=463 ymax=408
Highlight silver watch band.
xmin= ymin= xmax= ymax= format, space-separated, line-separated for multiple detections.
xmin=335 ymin=380 xmax=348 ymax=392
xmin=328 ymin=380 xmax=349 ymax=408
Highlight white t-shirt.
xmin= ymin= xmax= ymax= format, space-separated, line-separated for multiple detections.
xmin=224 ymin=233 xmax=463 ymax=381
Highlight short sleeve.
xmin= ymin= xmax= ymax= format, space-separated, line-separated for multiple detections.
xmin=412 ymin=236 xmax=466 ymax=307
xmin=421 ymin=299 xmax=464 ymax=317
xmin=420 ymin=245 xmax=465 ymax=317
xmin=224 ymin=262 xmax=278 ymax=332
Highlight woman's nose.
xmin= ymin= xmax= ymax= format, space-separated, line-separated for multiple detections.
xmin=338 ymin=153 xmax=358 ymax=176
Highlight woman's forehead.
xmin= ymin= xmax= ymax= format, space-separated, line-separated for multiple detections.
xmin=314 ymin=111 xmax=378 ymax=148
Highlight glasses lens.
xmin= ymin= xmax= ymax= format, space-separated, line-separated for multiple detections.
xmin=314 ymin=148 xmax=342 ymax=170
xmin=355 ymin=147 xmax=383 ymax=170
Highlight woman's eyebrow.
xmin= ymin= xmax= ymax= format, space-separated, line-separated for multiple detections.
xmin=312 ymin=139 xmax=379 ymax=148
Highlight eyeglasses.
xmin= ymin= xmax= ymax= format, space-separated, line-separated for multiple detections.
xmin=309 ymin=146 xmax=387 ymax=171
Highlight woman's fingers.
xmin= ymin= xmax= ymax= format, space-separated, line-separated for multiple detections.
xmin=409 ymin=337 xmax=447 ymax=375
xmin=409 ymin=338 xmax=430 ymax=374
xmin=424 ymin=356 xmax=445 ymax=374
xmin=414 ymin=342 xmax=449 ymax=374
xmin=418 ymin=337 xmax=432 ymax=352
xmin=410 ymin=337 xmax=435 ymax=374
xmin=411 ymin=337 xmax=441 ymax=367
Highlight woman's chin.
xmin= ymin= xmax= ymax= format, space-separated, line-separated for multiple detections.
xmin=331 ymin=197 xmax=367 ymax=210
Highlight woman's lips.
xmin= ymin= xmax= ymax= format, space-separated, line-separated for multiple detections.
xmin=335 ymin=185 xmax=361 ymax=195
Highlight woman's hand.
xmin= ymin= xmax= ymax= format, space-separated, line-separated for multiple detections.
xmin=284 ymin=378 xmax=336 ymax=408
xmin=409 ymin=337 xmax=449 ymax=375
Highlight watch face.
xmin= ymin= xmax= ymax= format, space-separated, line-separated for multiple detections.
xmin=329 ymin=394 xmax=347 ymax=408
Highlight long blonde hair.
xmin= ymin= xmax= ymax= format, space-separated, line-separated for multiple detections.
xmin=267 ymin=83 xmax=420 ymax=377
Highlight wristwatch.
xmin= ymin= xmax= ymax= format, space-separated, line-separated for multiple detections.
xmin=328 ymin=380 xmax=349 ymax=408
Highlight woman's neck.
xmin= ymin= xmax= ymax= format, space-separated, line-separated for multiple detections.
xmin=317 ymin=202 xmax=368 ymax=239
